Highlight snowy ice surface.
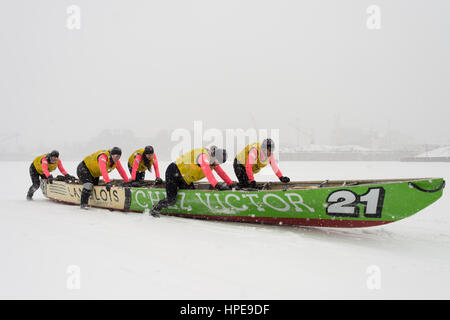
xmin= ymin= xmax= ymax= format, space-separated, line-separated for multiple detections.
xmin=1 ymin=161 xmax=449 ymax=299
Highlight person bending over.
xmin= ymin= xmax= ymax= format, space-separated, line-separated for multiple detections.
xmin=149 ymin=146 xmax=234 ymax=217
xmin=27 ymin=150 xmax=75 ymax=200
xmin=77 ymin=147 xmax=129 ymax=209
xmin=128 ymin=146 xmax=162 ymax=186
xmin=234 ymin=139 xmax=290 ymax=188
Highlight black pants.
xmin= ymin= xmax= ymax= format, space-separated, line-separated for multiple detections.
xmin=152 ymin=162 xmax=193 ymax=212
xmin=233 ymin=158 xmax=250 ymax=187
xmin=77 ymin=161 xmax=99 ymax=206
xmin=77 ymin=161 xmax=99 ymax=185
xmin=128 ymin=164 xmax=146 ymax=181
xmin=27 ymin=163 xmax=46 ymax=198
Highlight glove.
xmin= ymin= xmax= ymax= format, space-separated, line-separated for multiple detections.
xmin=47 ymin=175 xmax=54 ymax=184
xmin=105 ymin=182 xmax=112 ymax=192
xmin=229 ymin=182 xmax=238 ymax=189
xmin=279 ymin=176 xmax=290 ymax=183
xmin=213 ymin=182 xmax=230 ymax=191
xmin=154 ymin=177 xmax=163 ymax=185
xmin=65 ymin=174 xmax=76 ymax=182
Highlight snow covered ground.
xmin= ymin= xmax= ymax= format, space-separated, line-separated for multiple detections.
xmin=1 ymin=160 xmax=449 ymax=299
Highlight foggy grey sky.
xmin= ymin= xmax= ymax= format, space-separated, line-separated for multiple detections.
xmin=1 ymin=0 xmax=450 ymax=152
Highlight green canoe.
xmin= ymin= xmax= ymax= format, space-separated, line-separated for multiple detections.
xmin=42 ymin=177 xmax=445 ymax=228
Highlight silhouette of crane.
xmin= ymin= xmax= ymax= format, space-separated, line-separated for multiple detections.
xmin=288 ymin=120 xmax=315 ymax=146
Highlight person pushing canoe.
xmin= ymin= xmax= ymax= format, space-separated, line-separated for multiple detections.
xmin=234 ymin=138 xmax=290 ymax=188
xmin=77 ymin=147 xmax=130 ymax=209
xmin=27 ymin=150 xmax=75 ymax=200
xmin=149 ymin=146 xmax=235 ymax=217
xmin=128 ymin=145 xmax=162 ymax=185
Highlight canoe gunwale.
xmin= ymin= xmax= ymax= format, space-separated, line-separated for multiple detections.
xmin=51 ymin=176 xmax=444 ymax=191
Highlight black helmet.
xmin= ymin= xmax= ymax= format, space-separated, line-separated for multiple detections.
xmin=49 ymin=150 xmax=60 ymax=158
xmin=210 ymin=146 xmax=227 ymax=164
xmin=110 ymin=147 xmax=122 ymax=156
xmin=209 ymin=145 xmax=218 ymax=154
xmin=261 ymin=139 xmax=275 ymax=151
xmin=143 ymin=146 xmax=154 ymax=155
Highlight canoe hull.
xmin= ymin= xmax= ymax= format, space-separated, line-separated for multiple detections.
xmin=41 ymin=178 xmax=445 ymax=228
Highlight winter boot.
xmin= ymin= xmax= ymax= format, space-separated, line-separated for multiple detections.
xmin=26 ymin=186 xmax=39 ymax=201
xmin=80 ymin=188 xmax=91 ymax=210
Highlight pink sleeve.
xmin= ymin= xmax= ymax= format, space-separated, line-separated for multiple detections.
xmin=131 ymin=154 xmax=141 ymax=181
xmin=98 ymin=154 xmax=111 ymax=183
xmin=41 ymin=158 xmax=50 ymax=178
xmin=214 ymin=165 xmax=233 ymax=186
xmin=245 ymin=148 xmax=258 ymax=182
xmin=57 ymin=161 xmax=68 ymax=176
xmin=270 ymin=155 xmax=283 ymax=178
xmin=152 ymin=154 xmax=160 ymax=179
xmin=198 ymin=154 xmax=218 ymax=187
xmin=116 ymin=160 xmax=130 ymax=183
